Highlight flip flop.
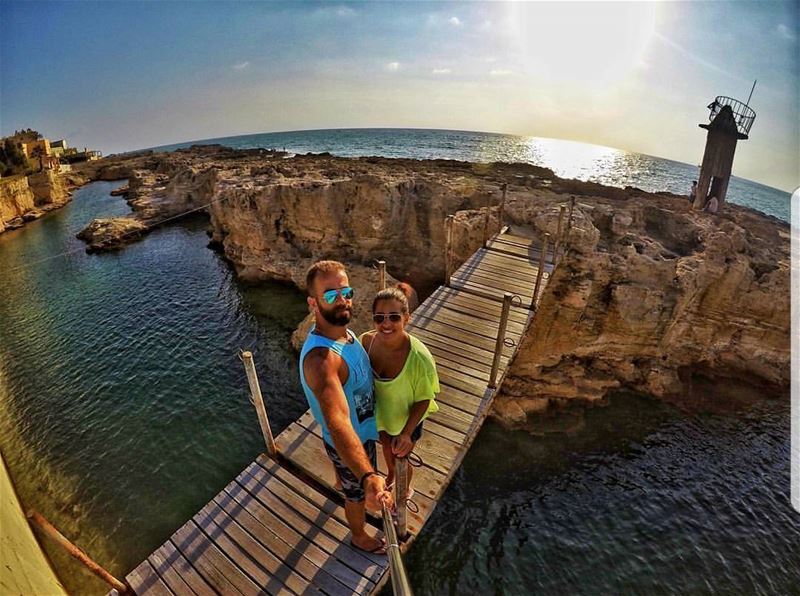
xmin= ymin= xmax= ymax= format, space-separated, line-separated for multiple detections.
xmin=350 ymin=538 xmax=387 ymax=555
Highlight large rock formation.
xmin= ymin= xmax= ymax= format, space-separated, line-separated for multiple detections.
xmin=72 ymin=146 xmax=790 ymax=425
xmin=494 ymin=187 xmax=790 ymax=427
xmin=0 ymin=170 xmax=71 ymax=234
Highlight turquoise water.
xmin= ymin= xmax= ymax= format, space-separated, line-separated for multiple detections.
xmin=0 ymin=132 xmax=796 ymax=594
xmin=153 ymin=128 xmax=792 ymax=222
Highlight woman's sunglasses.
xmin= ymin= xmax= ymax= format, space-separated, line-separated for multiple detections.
xmin=321 ymin=286 xmax=354 ymax=304
xmin=372 ymin=313 xmax=403 ymax=324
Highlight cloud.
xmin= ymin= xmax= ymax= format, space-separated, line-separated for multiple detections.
xmin=385 ymin=62 xmax=400 ymax=72
xmin=232 ymin=61 xmax=250 ymax=70
xmin=777 ymin=24 xmax=796 ymax=41
xmin=449 ymin=16 xmax=462 ymax=27
xmin=336 ymin=6 xmax=356 ymax=18
xmin=432 ymin=68 xmax=452 ymax=75
xmin=490 ymin=69 xmax=513 ymax=76
xmin=479 ymin=20 xmax=492 ymax=31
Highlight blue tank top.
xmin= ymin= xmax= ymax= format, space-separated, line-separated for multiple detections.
xmin=299 ymin=327 xmax=378 ymax=447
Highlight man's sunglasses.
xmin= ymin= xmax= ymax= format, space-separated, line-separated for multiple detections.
xmin=321 ymin=286 xmax=354 ymax=304
xmin=372 ymin=313 xmax=403 ymax=324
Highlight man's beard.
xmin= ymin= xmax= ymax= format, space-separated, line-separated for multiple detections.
xmin=321 ymin=305 xmax=352 ymax=326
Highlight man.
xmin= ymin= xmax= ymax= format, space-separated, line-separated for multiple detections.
xmin=689 ymin=181 xmax=697 ymax=203
xmin=299 ymin=260 xmax=392 ymax=554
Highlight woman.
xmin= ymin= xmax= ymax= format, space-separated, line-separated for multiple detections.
xmin=360 ymin=286 xmax=439 ymax=497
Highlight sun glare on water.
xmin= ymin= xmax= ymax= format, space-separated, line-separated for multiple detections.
xmin=508 ymin=3 xmax=657 ymax=85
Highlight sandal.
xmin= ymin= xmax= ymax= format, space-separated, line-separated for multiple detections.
xmin=350 ymin=538 xmax=387 ymax=555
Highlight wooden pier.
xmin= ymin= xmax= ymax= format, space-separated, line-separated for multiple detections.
xmin=124 ymin=226 xmax=562 ymax=595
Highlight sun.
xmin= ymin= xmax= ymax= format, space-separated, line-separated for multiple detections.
xmin=507 ymin=2 xmax=658 ymax=86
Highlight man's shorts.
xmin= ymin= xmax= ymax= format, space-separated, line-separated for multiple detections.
xmin=324 ymin=439 xmax=377 ymax=502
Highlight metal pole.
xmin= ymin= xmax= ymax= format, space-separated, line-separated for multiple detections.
xmin=378 ymin=260 xmax=386 ymax=291
xmin=395 ymin=457 xmax=409 ymax=540
xmin=488 ymin=292 xmax=513 ymax=389
xmin=565 ymin=197 xmax=575 ymax=249
xmin=26 ymin=510 xmax=129 ymax=594
xmin=498 ymin=183 xmax=507 ymax=232
xmin=482 ymin=199 xmax=491 ymax=248
xmin=554 ymin=204 xmax=566 ymax=262
xmin=241 ymin=351 xmax=277 ymax=457
xmin=531 ymin=233 xmax=550 ymax=310
xmin=445 ymin=215 xmax=454 ymax=287
xmin=381 ymin=503 xmax=415 ymax=596
xmin=746 ymin=79 xmax=757 ymax=106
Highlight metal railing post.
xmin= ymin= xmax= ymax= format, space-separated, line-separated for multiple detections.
xmin=565 ymin=197 xmax=575 ymax=249
xmin=395 ymin=457 xmax=409 ymax=540
xmin=531 ymin=233 xmax=550 ymax=310
xmin=378 ymin=260 xmax=386 ymax=291
xmin=498 ymin=183 xmax=507 ymax=232
xmin=482 ymin=199 xmax=491 ymax=248
xmin=445 ymin=215 xmax=454 ymax=287
xmin=488 ymin=292 xmax=513 ymax=389
xmin=554 ymin=204 xmax=566 ymax=262
xmin=241 ymin=351 xmax=277 ymax=458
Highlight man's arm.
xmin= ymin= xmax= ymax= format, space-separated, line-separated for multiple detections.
xmin=304 ymin=348 xmax=390 ymax=507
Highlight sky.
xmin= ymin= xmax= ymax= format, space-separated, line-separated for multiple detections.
xmin=1 ymin=1 xmax=798 ymax=192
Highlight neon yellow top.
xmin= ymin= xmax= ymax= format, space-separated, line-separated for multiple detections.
xmin=359 ymin=333 xmax=440 ymax=436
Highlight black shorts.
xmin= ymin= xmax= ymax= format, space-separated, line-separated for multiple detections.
xmin=382 ymin=422 xmax=424 ymax=442
xmin=324 ymin=440 xmax=377 ymax=503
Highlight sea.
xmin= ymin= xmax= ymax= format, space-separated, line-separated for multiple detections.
xmin=0 ymin=129 xmax=795 ymax=595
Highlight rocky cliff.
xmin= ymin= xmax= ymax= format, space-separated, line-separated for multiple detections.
xmin=0 ymin=171 xmax=70 ymax=234
xmin=72 ymin=146 xmax=790 ymax=424
xmin=494 ymin=186 xmax=790 ymax=427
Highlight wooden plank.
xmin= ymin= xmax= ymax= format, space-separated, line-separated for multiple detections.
xmin=426 ymin=401 xmax=474 ymax=434
xmin=449 ymin=276 xmax=535 ymax=306
xmin=436 ymin=364 xmax=488 ymax=397
xmin=427 ymin=347 xmax=492 ymax=382
xmin=487 ymin=241 xmax=555 ymax=270
xmin=411 ymin=330 xmax=504 ymax=374
xmin=425 ymin=286 xmax=530 ymax=325
xmin=409 ymin=327 xmax=511 ymax=369
xmin=450 ymin=267 xmax=541 ymax=296
xmin=127 ymin=560 xmax=173 ymax=596
xmin=237 ymin=468 xmax=380 ymax=590
xmin=454 ymin=252 xmax=541 ymax=280
xmin=172 ymin=519 xmax=259 ymax=595
xmin=226 ymin=475 xmax=381 ymax=589
xmin=416 ymin=296 xmax=527 ymax=334
xmin=410 ymin=312 xmax=516 ymax=354
xmin=193 ymin=497 xmax=303 ymax=596
xmin=211 ymin=486 xmax=356 ymax=595
xmin=148 ymin=541 xmax=215 ymax=596
xmin=421 ymin=418 xmax=466 ymax=445
xmin=498 ymin=232 xmax=536 ymax=246
xmin=246 ymin=463 xmax=382 ymax=566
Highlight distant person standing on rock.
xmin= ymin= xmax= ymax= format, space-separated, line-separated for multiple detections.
xmin=299 ymin=260 xmax=392 ymax=554
xmin=689 ymin=181 xmax=697 ymax=203
xmin=704 ymin=195 xmax=719 ymax=214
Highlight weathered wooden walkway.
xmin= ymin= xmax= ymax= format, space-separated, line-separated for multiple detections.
xmin=125 ymin=228 xmax=560 ymax=595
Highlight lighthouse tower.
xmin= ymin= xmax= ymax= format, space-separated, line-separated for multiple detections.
xmin=693 ymin=95 xmax=756 ymax=211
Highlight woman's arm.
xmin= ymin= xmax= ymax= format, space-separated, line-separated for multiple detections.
xmin=392 ymin=400 xmax=430 ymax=456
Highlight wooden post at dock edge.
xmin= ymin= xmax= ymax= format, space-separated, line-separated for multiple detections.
xmin=378 ymin=260 xmax=386 ymax=291
xmin=531 ymin=233 xmax=550 ymax=310
xmin=554 ymin=204 xmax=566 ymax=262
xmin=498 ymin=183 xmax=507 ymax=233
xmin=482 ymin=198 xmax=491 ymax=248
xmin=241 ymin=351 xmax=278 ymax=457
xmin=395 ymin=457 xmax=409 ymax=540
xmin=489 ymin=292 xmax=513 ymax=389
xmin=27 ymin=510 xmax=129 ymax=594
xmin=445 ymin=215 xmax=454 ymax=287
